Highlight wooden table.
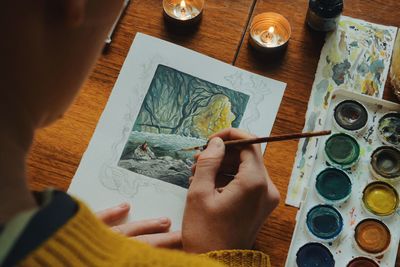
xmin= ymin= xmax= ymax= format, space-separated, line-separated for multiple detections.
xmin=27 ymin=0 xmax=400 ymax=266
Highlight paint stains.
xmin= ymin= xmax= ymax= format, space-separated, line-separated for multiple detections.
xmin=332 ymin=59 xmax=351 ymax=85
xmin=363 ymin=125 xmax=374 ymax=143
xmin=349 ymin=207 xmax=356 ymax=226
xmin=357 ymin=62 xmax=369 ymax=76
xmin=361 ymin=78 xmax=378 ymax=96
xmin=369 ymin=59 xmax=384 ymax=82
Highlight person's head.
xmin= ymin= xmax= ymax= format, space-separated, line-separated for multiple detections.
xmin=1 ymin=0 xmax=123 ymax=129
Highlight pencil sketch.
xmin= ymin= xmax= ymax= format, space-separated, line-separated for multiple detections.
xmin=117 ymin=64 xmax=250 ymax=188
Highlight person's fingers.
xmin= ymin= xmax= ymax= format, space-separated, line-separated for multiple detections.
xmin=191 ymin=137 xmax=225 ymax=194
xmin=135 ymin=231 xmax=182 ymax=249
xmin=194 ymin=150 xmax=239 ymax=175
xmin=188 ymin=176 xmax=194 ymax=185
xmin=191 ymin=163 xmax=196 ymax=175
xmin=194 ymin=152 xmax=201 ymax=161
xmin=210 ymin=128 xmax=254 ymax=140
xmin=215 ymin=173 xmax=235 ymax=189
xmin=210 ymin=128 xmax=263 ymax=162
xmin=112 ymin=217 xmax=171 ymax=236
xmin=96 ymin=203 xmax=130 ymax=226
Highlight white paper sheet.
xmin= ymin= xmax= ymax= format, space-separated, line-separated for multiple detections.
xmin=68 ymin=33 xmax=286 ymax=230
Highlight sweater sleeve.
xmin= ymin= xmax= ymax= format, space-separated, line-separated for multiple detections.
xmin=204 ymin=250 xmax=271 ymax=267
xmin=18 ymin=199 xmax=270 ymax=267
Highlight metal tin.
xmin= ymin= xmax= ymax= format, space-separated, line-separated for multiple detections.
xmin=362 ymin=181 xmax=399 ymax=217
xmin=249 ymin=12 xmax=291 ymax=53
xmin=324 ymin=133 xmax=360 ymax=169
xmin=333 ymin=100 xmax=368 ymax=135
xmin=370 ymin=146 xmax=400 ymax=183
xmin=306 ymin=204 xmax=344 ymax=242
xmin=315 ymin=168 xmax=352 ymax=205
xmin=353 ymin=218 xmax=391 ymax=257
xmin=377 ymin=112 xmax=400 ymax=148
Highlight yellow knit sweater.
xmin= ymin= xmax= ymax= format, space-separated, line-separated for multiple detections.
xmin=18 ymin=200 xmax=271 ymax=267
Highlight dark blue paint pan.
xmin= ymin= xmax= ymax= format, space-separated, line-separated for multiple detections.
xmin=296 ymin=242 xmax=335 ymax=267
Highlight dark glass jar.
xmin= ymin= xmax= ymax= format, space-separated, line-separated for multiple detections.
xmin=306 ymin=0 xmax=343 ymax=32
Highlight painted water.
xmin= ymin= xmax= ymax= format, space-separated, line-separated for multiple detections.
xmin=119 ymin=131 xmax=205 ymax=188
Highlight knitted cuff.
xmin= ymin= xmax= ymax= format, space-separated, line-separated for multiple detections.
xmin=205 ymin=250 xmax=271 ymax=267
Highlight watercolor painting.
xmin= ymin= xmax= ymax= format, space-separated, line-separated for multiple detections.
xmin=286 ymin=16 xmax=398 ymax=207
xmin=118 ymin=64 xmax=249 ymax=188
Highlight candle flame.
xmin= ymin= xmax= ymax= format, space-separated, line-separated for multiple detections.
xmin=180 ymin=0 xmax=187 ymax=11
xmin=268 ymin=26 xmax=275 ymax=34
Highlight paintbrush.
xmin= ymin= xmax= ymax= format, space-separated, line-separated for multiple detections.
xmin=180 ymin=130 xmax=332 ymax=151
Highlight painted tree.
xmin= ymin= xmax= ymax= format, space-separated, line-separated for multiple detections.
xmin=133 ymin=65 xmax=249 ymax=138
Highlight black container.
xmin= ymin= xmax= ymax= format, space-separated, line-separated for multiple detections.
xmin=306 ymin=0 xmax=343 ymax=32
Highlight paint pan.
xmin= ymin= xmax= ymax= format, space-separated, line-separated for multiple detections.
xmin=315 ymin=168 xmax=352 ymax=204
xmin=362 ymin=181 xmax=399 ymax=217
xmin=333 ymin=100 xmax=368 ymax=134
xmin=378 ymin=112 xmax=400 ymax=147
xmin=296 ymin=242 xmax=334 ymax=267
xmin=354 ymin=218 xmax=391 ymax=256
xmin=306 ymin=204 xmax=343 ymax=242
xmin=324 ymin=133 xmax=360 ymax=169
xmin=370 ymin=146 xmax=400 ymax=183
xmin=346 ymin=257 xmax=379 ymax=267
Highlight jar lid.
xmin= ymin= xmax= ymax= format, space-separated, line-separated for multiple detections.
xmin=309 ymin=0 xmax=343 ymax=18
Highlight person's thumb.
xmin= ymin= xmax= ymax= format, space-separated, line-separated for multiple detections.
xmin=191 ymin=137 xmax=225 ymax=192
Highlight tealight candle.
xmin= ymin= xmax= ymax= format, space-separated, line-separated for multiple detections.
xmin=250 ymin=12 xmax=291 ymax=52
xmin=163 ymin=0 xmax=204 ymax=24
xmin=257 ymin=26 xmax=284 ymax=48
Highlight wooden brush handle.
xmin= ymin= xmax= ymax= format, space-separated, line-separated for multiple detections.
xmin=181 ymin=130 xmax=331 ymax=151
xmin=223 ymin=130 xmax=332 ymax=147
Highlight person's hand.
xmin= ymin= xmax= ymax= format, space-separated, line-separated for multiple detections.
xmin=97 ymin=203 xmax=182 ymax=249
xmin=182 ymin=128 xmax=280 ymax=253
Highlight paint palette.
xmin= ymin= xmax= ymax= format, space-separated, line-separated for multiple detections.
xmin=285 ymin=89 xmax=400 ymax=267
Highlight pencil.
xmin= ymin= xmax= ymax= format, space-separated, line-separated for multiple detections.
xmin=180 ymin=130 xmax=331 ymax=151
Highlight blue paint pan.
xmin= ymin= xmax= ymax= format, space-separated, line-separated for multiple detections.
xmin=296 ymin=242 xmax=335 ymax=267
xmin=306 ymin=204 xmax=344 ymax=242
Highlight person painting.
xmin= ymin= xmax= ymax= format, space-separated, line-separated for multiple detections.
xmin=0 ymin=1 xmax=280 ymax=266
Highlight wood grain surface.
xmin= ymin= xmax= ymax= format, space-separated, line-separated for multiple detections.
xmin=27 ymin=0 xmax=400 ymax=266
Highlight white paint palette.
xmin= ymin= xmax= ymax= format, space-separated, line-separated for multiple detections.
xmin=285 ymin=89 xmax=400 ymax=267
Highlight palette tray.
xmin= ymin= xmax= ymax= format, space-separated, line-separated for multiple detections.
xmin=285 ymin=89 xmax=400 ymax=267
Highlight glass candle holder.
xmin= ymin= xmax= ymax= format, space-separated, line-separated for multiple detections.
xmin=249 ymin=12 xmax=291 ymax=52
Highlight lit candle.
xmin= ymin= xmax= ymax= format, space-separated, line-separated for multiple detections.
xmin=259 ymin=26 xmax=284 ymax=48
xmin=163 ymin=0 xmax=204 ymax=24
xmin=249 ymin=12 xmax=291 ymax=52
xmin=172 ymin=0 xmax=198 ymax=20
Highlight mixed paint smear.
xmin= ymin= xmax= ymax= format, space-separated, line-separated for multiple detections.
xmin=286 ymin=16 xmax=397 ymax=207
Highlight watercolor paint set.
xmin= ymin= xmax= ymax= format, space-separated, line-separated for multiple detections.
xmin=285 ymin=89 xmax=400 ymax=267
